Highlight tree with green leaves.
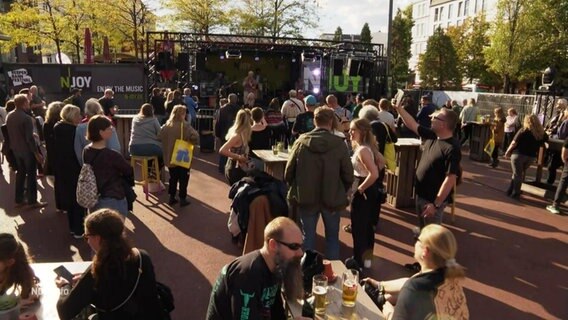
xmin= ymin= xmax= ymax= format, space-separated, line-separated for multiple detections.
xmin=417 ymin=27 xmax=461 ymax=90
xmin=162 ymin=0 xmax=226 ymax=34
xmin=227 ymin=0 xmax=318 ymax=38
xmin=484 ymin=0 xmax=536 ymax=93
xmin=360 ymin=22 xmax=372 ymax=49
xmin=333 ymin=26 xmax=343 ymax=41
xmin=390 ymin=6 xmax=413 ymax=93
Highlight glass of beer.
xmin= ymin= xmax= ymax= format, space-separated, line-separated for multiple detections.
xmin=272 ymin=144 xmax=279 ymax=155
xmin=312 ymin=274 xmax=328 ymax=315
xmin=342 ymin=269 xmax=359 ymax=307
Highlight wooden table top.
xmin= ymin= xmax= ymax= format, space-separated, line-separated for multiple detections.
xmin=287 ymin=260 xmax=384 ymax=320
xmin=253 ymin=149 xmax=290 ymax=163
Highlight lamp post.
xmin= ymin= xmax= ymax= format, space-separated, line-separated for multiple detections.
xmin=386 ymin=0 xmax=393 ymax=97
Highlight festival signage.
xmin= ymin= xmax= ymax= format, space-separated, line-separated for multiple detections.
xmin=3 ymin=63 xmax=146 ymax=110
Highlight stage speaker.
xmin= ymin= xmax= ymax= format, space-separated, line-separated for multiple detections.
xmin=333 ymin=59 xmax=344 ymax=76
xmin=347 ymin=59 xmax=361 ymax=77
xmin=156 ymin=52 xmax=173 ymax=71
xmin=358 ymin=61 xmax=374 ymax=77
xmin=177 ymin=52 xmax=190 ymax=70
xmin=196 ymin=53 xmax=206 ymax=70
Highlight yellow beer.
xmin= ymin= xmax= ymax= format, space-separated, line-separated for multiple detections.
xmin=313 ymin=285 xmax=327 ymax=315
xmin=342 ymin=279 xmax=358 ymax=307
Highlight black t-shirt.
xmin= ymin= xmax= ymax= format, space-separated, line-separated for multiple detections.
xmin=512 ymin=128 xmax=548 ymax=157
xmin=206 ymin=250 xmax=285 ymax=320
xmin=292 ymin=111 xmax=314 ymax=135
xmin=392 ymin=268 xmax=445 ymax=320
xmin=99 ymin=97 xmax=115 ymax=116
xmin=415 ymin=126 xmax=461 ymax=202
xmin=250 ymin=127 xmax=272 ymax=154
xmin=151 ymin=96 xmax=166 ymax=115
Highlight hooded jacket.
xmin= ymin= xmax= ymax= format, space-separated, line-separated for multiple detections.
xmin=129 ymin=115 xmax=161 ymax=147
xmin=285 ymin=128 xmax=354 ymax=212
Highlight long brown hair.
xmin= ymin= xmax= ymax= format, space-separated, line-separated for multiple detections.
xmin=523 ymin=114 xmax=545 ymax=140
xmin=85 ymin=209 xmax=133 ymax=291
xmin=350 ymin=118 xmax=380 ymax=159
xmin=0 ymin=233 xmax=35 ymax=298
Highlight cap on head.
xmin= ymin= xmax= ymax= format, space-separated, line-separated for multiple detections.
xmin=304 ymin=95 xmax=317 ymax=106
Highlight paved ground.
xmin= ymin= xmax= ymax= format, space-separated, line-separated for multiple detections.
xmin=1 ymin=150 xmax=567 ymax=320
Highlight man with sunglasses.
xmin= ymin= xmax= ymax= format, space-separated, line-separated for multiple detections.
xmin=395 ymin=102 xmax=461 ymax=228
xmin=207 ymin=217 xmax=307 ymax=320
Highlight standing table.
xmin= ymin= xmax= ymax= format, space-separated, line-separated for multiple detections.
xmin=469 ymin=122 xmax=491 ymax=162
xmin=286 ymin=260 xmax=384 ymax=319
xmin=385 ymin=138 xmax=422 ymax=208
xmin=252 ymin=150 xmax=290 ymax=181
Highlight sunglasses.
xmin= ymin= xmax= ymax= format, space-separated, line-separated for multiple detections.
xmin=274 ymin=239 xmax=303 ymax=251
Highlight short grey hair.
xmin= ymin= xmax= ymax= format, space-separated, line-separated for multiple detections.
xmin=359 ymin=105 xmax=380 ymax=122
xmin=228 ymin=93 xmax=238 ymax=104
xmin=84 ymin=98 xmax=103 ymax=117
xmin=289 ymin=90 xmax=297 ymax=98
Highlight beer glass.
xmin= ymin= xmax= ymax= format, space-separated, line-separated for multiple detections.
xmin=342 ymin=269 xmax=359 ymax=307
xmin=312 ymin=274 xmax=328 ymax=315
xmin=272 ymin=145 xmax=279 ymax=155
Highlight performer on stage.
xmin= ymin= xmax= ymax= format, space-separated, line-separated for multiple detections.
xmin=242 ymin=70 xmax=258 ymax=99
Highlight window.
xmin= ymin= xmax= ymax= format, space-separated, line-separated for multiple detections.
xmin=434 ymin=8 xmax=439 ymax=22
xmin=448 ymin=4 xmax=453 ymax=19
xmin=464 ymin=0 xmax=469 ymax=16
xmin=482 ymin=0 xmax=486 ymax=11
xmin=440 ymin=7 xmax=444 ymax=21
xmin=458 ymin=2 xmax=463 ymax=17
xmin=474 ymin=0 xmax=478 ymax=13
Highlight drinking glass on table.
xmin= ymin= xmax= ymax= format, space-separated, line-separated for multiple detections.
xmin=312 ymin=274 xmax=328 ymax=315
xmin=342 ymin=269 xmax=359 ymax=307
xmin=272 ymin=145 xmax=279 ymax=155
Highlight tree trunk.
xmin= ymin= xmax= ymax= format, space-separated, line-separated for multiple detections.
xmin=503 ymin=74 xmax=511 ymax=94
xmin=56 ymin=39 xmax=63 ymax=64
xmin=132 ymin=1 xmax=139 ymax=60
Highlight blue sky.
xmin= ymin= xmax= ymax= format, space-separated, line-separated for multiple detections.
xmin=145 ymin=0 xmax=413 ymax=38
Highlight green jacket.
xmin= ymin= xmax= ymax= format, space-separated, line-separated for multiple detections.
xmin=285 ymin=128 xmax=354 ymax=212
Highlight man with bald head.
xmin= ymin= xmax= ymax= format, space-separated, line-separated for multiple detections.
xmin=207 ymin=217 xmax=305 ymax=320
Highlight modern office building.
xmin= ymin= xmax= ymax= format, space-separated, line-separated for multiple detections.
xmin=409 ymin=0 xmax=499 ymax=85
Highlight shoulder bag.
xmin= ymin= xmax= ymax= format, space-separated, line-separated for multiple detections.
xmin=381 ymin=123 xmax=397 ymax=172
xmin=170 ymin=122 xmax=194 ymax=169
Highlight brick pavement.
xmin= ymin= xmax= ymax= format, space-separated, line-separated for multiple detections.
xmin=0 ymin=151 xmax=566 ymax=319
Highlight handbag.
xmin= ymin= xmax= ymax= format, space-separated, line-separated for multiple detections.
xmin=484 ymin=132 xmax=495 ymax=157
xmin=169 ymin=122 xmax=194 ymax=169
xmin=382 ymin=123 xmax=397 ymax=172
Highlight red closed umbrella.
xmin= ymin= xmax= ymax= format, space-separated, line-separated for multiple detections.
xmin=84 ymin=28 xmax=93 ymax=64
xmin=103 ymin=36 xmax=111 ymax=63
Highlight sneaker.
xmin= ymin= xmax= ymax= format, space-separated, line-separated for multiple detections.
xmin=27 ymin=201 xmax=48 ymax=209
xmin=179 ymin=199 xmax=191 ymax=207
xmin=546 ymin=205 xmax=561 ymax=215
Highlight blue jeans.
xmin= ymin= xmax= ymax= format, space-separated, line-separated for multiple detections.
xmin=129 ymin=143 xmax=164 ymax=167
xmin=92 ymin=197 xmax=128 ymax=217
xmin=14 ymin=152 xmax=37 ymax=204
xmin=415 ymin=196 xmax=446 ymax=228
xmin=298 ymin=206 xmax=340 ymax=260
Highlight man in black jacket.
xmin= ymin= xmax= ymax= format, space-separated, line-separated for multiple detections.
xmin=215 ymin=93 xmax=240 ymax=173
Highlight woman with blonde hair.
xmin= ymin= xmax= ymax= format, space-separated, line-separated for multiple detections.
xmin=362 ymin=224 xmax=469 ymax=320
xmin=159 ymin=105 xmax=199 ymax=206
xmin=54 ymin=105 xmax=85 ymax=237
xmin=505 ymin=114 xmax=548 ymax=199
xmin=42 ymin=101 xmax=64 ymax=177
xmin=489 ymin=107 xmax=506 ymax=168
xmin=219 ymin=109 xmax=253 ymax=185
xmin=345 ymin=118 xmax=381 ymax=270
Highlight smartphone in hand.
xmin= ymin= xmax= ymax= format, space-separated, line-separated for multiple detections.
xmin=54 ymin=265 xmax=74 ymax=283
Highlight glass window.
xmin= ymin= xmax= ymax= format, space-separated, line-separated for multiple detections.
xmin=448 ymin=4 xmax=453 ymax=19
xmin=464 ymin=0 xmax=469 ymax=16
xmin=458 ymin=2 xmax=463 ymax=17
xmin=440 ymin=7 xmax=444 ymax=20
xmin=435 ymin=8 xmax=439 ymax=21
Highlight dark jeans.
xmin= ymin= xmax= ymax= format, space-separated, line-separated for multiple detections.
xmin=350 ymin=178 xmax=380 ymax=266
xmin=14 ymin=152 xmax=37 ymax=204
xmin=460 ymin=124 xmax=472 ymax=145
xmin=217 ymin=138 xmax=227 ymax=173
xmin=547 ymin=151 xmax=563 ymax=184
xmin=504 ymin=132 xmax=515 ymax=151
xmin=491 ymin=145 xmax=500 ymax=165
xmin=67 ymin=204 xmax=86 ymax=235
xmin=508 ymin=154 xmax=535 ymax=197
xmin=169 ymin=166 xmax=190 ymax=200
xmin=553 ymin=164 xmax=568 ymax=205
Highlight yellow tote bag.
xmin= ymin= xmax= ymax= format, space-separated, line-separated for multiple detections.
xmin=382 ymin=123 xmax=397 ymax=172
xmin=484 ymin=132 xmax=495 ymax=157
xmin=170 ymin=122 xmax=194 ymax=169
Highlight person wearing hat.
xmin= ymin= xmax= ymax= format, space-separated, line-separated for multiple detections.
xmin=292 ymin=95 xmax=318 ymax=137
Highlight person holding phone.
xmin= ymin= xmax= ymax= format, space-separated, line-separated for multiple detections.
xmin=56 ymin=209 xmax=165 ymax=320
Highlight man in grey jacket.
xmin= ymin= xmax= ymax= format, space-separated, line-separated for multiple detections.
xmin=6 ymin=94 xmax=47 ymax=208
xmin=285 ymin=106 xmax=353 ymax=260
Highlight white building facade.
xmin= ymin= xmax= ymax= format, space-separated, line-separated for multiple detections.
xmin=409 ymin=0 xmax=499 ymax=85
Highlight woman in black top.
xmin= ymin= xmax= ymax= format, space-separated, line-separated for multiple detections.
xmin=56 ymin=209 xmax=164 ymax=320
xmin=249 ymin=107 xmax=271 ymax=169
xmin=361 ymin=225 xmax=469 ymax=320
xmin=53 ymin=105 xmax=85 ymax=238
xmin=504 ymin=114 xmax=548 ymax=199
xmin=42 ymin=101 xmax=64 ymax=177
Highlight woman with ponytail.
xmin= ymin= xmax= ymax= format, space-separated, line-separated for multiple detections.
xmin=0 ymin=233 xmax=36 ymax=300
xmin=56 ymin=209 xmax=164 ymax=320
xmin=361 ymin=224 xmax=469 ymax=320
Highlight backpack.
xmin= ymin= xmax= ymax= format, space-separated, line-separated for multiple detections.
xmin=77 ymin=150 xmax=101 ymax=209
xmin=156 ymin=281 xmax=175 ymax=317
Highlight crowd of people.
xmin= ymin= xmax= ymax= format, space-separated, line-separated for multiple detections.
xmin=1 ymin=77 xmax=567 ymax=319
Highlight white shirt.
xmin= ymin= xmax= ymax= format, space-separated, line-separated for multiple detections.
xmin=281 ymin=98 xmax=305 ymax=121
xmin=378 ymin=110 xmax=396 ymax=128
